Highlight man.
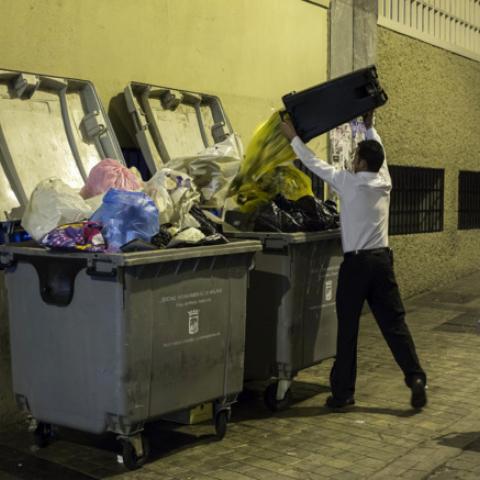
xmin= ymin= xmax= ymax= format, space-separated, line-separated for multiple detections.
xmin=281 ymin=111 xmax=427 ymax=410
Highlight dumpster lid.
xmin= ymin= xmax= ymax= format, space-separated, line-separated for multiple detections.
xmin=124 ymin=81 xmax=242 ymax=176
xmin=0 ymin=239 xmax=262 ymax=268
xmin=282 ymin=65 xmax=388 ymax=143
xmin=0 ymin=69 xmax=125 ymax=222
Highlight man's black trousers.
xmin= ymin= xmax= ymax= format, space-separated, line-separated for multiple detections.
xmin=330 ymin=248 xmax=426 ymax=400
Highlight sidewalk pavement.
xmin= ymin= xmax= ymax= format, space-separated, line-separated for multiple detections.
xmin=1 ymin=271 xmax=480 ymax=480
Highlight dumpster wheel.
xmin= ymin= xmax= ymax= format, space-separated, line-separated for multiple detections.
xmin=264 ymin=382 xmax=292 ymax=412
xmin=33 ymin=422 xmax=54 ymax=448
xmin=214 ymin=410 xmax=229 ymax=440
xmin=121 ymin=435 xmax=150 ymax=470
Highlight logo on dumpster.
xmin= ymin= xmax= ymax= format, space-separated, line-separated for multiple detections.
xmin=325 ymin=280 xmax=333 ymax=301
xmin=188 ymin=309 xmax=200 ymax=335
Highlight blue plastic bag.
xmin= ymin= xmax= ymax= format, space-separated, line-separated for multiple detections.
xmin=90 ymin=189 xmax=159 ymax=252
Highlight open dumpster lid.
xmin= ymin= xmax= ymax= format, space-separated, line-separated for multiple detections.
xmin=0 ymin=69 xmax=124 ymax=221
xmin=124 ymin=82 xmax=242 ymax=176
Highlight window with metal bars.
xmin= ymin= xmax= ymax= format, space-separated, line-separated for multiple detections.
xmin=458 ymin=171 xmax=480 ymax=229
xmin=389 ymin=165 xmax=444 ymax=235
xmin=294 ymin=160 xmax=325 ymax=199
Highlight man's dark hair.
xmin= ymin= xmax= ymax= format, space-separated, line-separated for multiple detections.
xmin=357 ymin=140 xmax=385 ymax=172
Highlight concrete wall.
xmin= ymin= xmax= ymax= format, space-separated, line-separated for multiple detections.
xmin=376 ymin=27 xmax=480 ymax=298
xmin=329 ymin=0 xmax=377 ymax=77
xmin=0 ymin=0 xmax=329 ymax=423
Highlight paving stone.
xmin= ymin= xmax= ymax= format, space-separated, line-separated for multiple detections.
xmin=210 ymin=469 xmax=256 ymax=480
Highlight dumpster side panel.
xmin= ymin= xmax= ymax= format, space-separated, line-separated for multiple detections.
xmin=244 ymin=250 xmax=302 ymax=381
xmin=243 ymin=234 xmax=342 ymax=382
xmin=295 ymin=239 xmax=342 ymax=368
xmin=224 ymin=255 xmax=249 ymax=396
xmin=125 ymin=254 xmax=250 ymax=417
xmin=5 ymin=262 xmax=126 ymax=434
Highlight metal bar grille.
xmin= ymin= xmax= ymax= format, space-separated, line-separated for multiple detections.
xmin=389 ymin=165 xmax=444 ymax=235
xmin=294 ymin=160 xmax=325 ymax=199
xmin=458 ymin=170 xmax=480 ymax=229
xmin=378 ymin=0 xmax=480 ymax=63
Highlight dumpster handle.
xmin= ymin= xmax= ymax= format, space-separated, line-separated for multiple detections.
xmin=86 ymin=259 xmax=117 ymax=278
xmin=0 ymin=253 xmax=15 ymax=270
xmin=86 ymin=266 xmax=117 ymax=278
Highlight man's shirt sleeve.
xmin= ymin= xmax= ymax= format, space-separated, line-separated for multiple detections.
xmin=366 ymin=127 xmax=391 ymax=187
xmin=290 ymin=136 xmax=347 ymax=195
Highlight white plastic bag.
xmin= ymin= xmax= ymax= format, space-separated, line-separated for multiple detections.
xmin=167 ymin=227 xmax=205 ymax=248
xmin=166 ymin=134 xmax=242 ymax=208
xmin=143 ymin=168 xmax=200 ymax=228
xmin=22 ymin=178 xmax=95 ymax=241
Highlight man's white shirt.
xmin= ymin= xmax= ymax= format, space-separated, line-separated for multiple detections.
xmin=290 ymin=128 xmax=391 ymax=253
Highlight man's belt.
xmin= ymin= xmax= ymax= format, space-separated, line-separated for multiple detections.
xmin=344 ymin=247 xmax=391 ymax=258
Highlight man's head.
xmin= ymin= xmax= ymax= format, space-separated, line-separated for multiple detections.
xmin=353 ymin=140 xmax=385 ymax=173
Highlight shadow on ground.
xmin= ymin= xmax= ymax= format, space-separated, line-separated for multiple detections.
xmin=232 ymin=380 xmax=419 ymax=421
xmin=436 ymin=431 xmax=480 ymax=452
xmin=0 ymin=380 xmax=423 ymax=479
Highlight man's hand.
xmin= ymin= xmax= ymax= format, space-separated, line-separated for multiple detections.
xmin=280 ymin=117 xmax=298 ymax=142
xmin=362 ymin=110 xmax=374 ymax=129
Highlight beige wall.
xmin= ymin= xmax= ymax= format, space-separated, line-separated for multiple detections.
xmin=0 ymin=0 xmax=329 ymax=423
xmin=0 ymin=0 xmax=328 ymax=146
xmin=376 ymin=27 xmax=480 ymax=298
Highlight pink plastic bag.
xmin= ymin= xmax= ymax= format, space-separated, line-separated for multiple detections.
xmin=80 ymin=158 xmax=142 ymax=199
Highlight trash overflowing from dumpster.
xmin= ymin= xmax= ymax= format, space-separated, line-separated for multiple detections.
xmin=18 ymin=158 xmax=225 ymax=252
xmin=17 ymin=109 xmax=339 ymax=253
xmin=165 ymin=134 xmax=242 ymax=210
xmin=224 ymin=111 xmax=339 ymax=232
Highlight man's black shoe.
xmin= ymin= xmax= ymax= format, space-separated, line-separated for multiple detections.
xmin=410 ymin=377 xmax=427 ymax=409
xmin=325 ymin=395 xmax=355 ymax=409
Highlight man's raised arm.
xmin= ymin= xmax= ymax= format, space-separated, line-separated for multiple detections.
xmin=280 ymin=117 xmax=347 ymax=195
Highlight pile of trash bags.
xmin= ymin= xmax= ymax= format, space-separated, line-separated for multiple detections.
xmin=253 ymin=195 xmax=338 ymax=233
xmin=226 ymin=194 xmax=338 ymax=233
xmin=225 ymin=111 xmax=339 ymax=232
xmin=22 ymin=158 xmax=226 ymax=253
xmin=20 ymin=110 xmax=340 ymax=251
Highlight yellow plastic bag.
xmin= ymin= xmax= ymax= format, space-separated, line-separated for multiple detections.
xmin=228 ymin=111 xmax=313 ymax=212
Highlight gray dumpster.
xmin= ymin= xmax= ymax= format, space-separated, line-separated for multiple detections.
xmin=0 ymin=241 xmax=259 ymax=468
xmin=0 ymin=69 xmax=262 ymax=469
xmin=225 ymin=230 xmax=342 ymax=410
xmin=124 ymin=81 xmax=342 ymax=411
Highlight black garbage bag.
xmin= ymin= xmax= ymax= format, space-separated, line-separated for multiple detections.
xmin=296 ymin=196 xmax=339 ymax=231
xmin=224 ymin=210 xmax=255 ymax=232
xmin=189 ymin=205 xmax=221 ymax=236
xmin=151 ymin=225 xmax=173 ymax=248
xmin=121 ymin=239 xmax=159 ymax=253
xmin=324 ymin=199 xmax=340 ymax=225
xmin=273 ymin=194 xmax=307 ymax=229
xmin=253 ymin=202 xmax=303 ymax=233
